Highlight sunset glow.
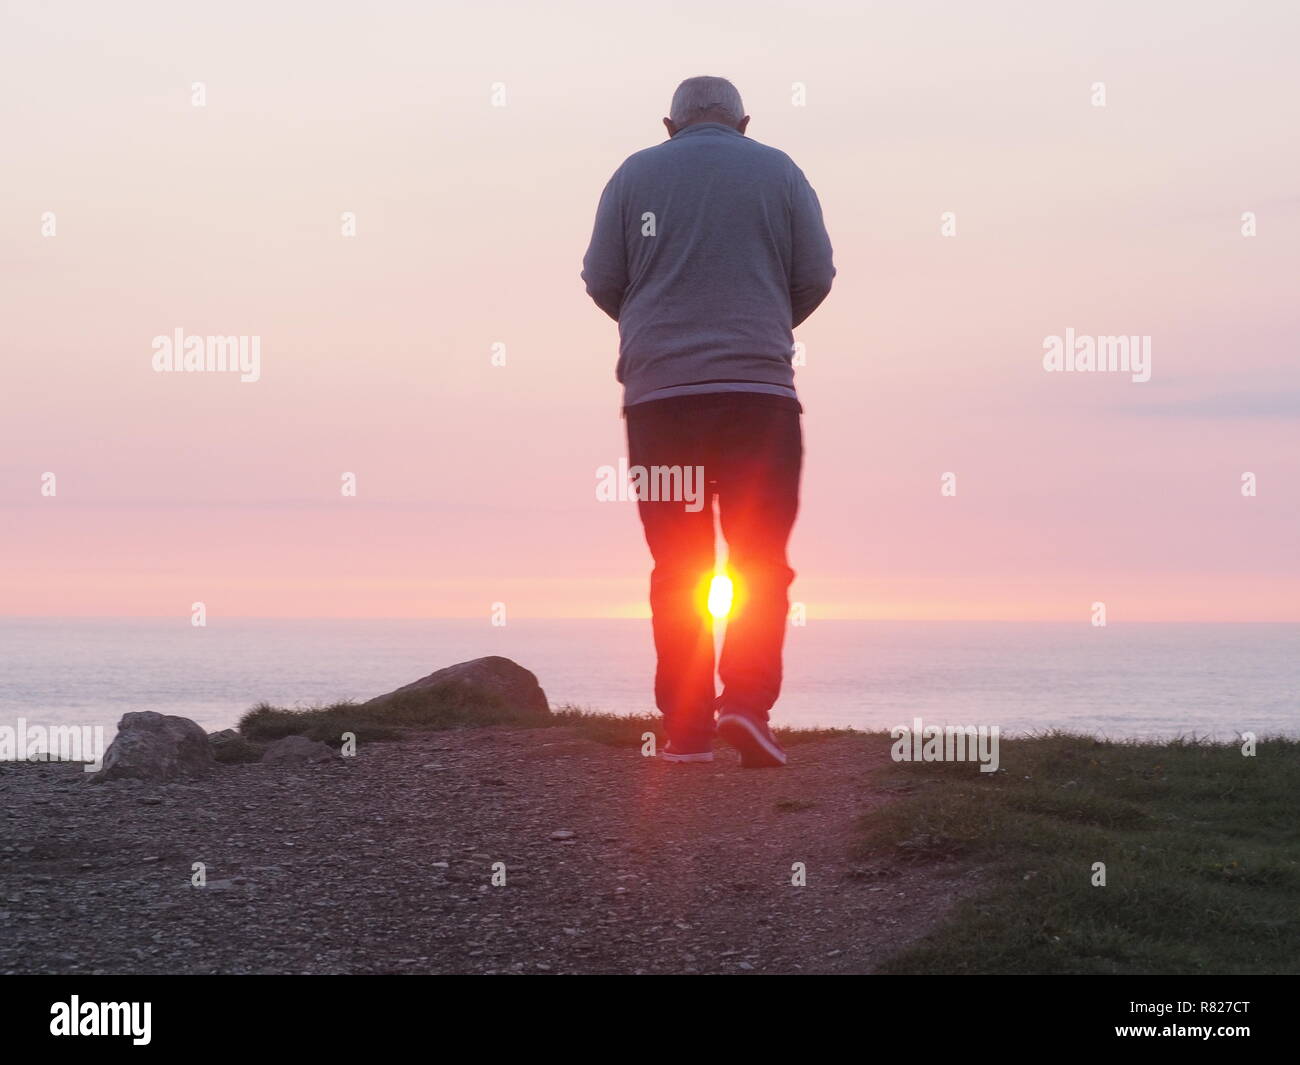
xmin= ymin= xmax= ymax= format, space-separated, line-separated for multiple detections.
xmin=707 ymin=574 xmax=734 ymax=620
xmin=1 ymin=2 xmax=1296 ymax=623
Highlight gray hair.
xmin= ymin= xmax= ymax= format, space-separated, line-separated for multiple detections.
xmin=669 ymin=76 xmax=744 ymax=126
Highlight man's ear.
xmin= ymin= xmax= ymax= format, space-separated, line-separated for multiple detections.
xmin=663 ymin=117 xmax=678 ymax=137
xmin=737 ymin=115 xmax=750 ymax=135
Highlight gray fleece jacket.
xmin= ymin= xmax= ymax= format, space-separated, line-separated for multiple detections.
xmin=581 ymin=122 xmax=835 ymax=406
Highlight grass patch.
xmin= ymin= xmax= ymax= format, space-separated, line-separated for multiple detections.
xmin=239 ymin=681 xmax=551 ymax=744
xmin=241 ymin=693 xmax=857 ymax=752
xmin=549 ymin=707 xmax=856 ymax=748
xmin=775 ymin=725 xmax=859 ymax=746
xmin=858 ymin=731 xmax=1299 ymax=974
xmin=549 ymin=707 xmax=662 ymax=746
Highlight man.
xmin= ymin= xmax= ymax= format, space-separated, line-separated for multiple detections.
xmin=581 ymin=75 xmax=835 ymax=768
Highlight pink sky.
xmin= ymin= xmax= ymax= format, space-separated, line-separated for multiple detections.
xmin=2 ymin=0 xmax=1297 ymax=621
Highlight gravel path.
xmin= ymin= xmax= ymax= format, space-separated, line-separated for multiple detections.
xmin=2 ymin=728 xmax=974 ymax=974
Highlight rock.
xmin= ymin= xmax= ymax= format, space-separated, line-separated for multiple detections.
xmin=261 ymin=735 xmax=336 ymax=764
xmin=91 ymin=712 xmax=214 ymax=784
xmin=549 ymin=830 xmax=576 ymax=841
xmin=364 ymin=656 xmax=550 ymax=719
xmin=208 ymin=729 xmax=262 ymax=765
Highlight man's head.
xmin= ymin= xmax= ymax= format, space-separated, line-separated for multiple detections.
xmin=664 ymin=75 xmax=750 ymax=137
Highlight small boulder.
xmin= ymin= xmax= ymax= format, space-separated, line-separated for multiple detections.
xmin=208 ymin=729 xmax=262 ymax=764
xmin=91 ymin=711 xmax=214 ymax=784
xmin=261 ymin=735 xmax=335 ymax=764
xmin=364 ymin=656 xmax=550 ymax=719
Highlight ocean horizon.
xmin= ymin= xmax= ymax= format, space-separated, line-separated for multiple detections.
xmin=2 ymin=617 xmax=1295 ymax=742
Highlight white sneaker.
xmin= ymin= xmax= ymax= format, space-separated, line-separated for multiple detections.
xmin=661 ymin=741 xmax=714 ymax=763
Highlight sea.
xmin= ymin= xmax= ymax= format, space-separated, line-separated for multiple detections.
xmin=2 ymin=618 xmax=1296 ymax=743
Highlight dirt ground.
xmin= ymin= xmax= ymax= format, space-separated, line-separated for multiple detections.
xmin=1 ymin=728 xmax=975 ymax=974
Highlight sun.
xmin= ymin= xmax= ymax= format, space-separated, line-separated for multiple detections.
xmin=707 ymin=574 xmax=734 ymax=619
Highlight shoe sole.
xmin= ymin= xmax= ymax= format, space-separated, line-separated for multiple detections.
xmin=660 ymin=750 xmax=714 ymax=763
xmin=717 ymin=714 xmax=787 ymax=768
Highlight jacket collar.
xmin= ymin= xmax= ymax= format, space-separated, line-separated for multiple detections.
xmin=671 ymin=121 xmax=742 ymax=139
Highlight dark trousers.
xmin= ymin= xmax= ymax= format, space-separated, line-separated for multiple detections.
xmin=624 ymin=392 xmax=803 ymax=747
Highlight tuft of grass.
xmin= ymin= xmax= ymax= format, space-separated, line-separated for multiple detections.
xmin=856 ymin=730 xmax=1300 ymax=974
xmin=238 ymin=701 xmax=406 ymax=744
xmin=549 ymin=707 xmax=662 ymax=746
xmin=238 ymin=681 xmax=549 ymax=744
xmin=549 ymin=706 xmax=858 ymax=749
xmin=775 ymin=724 xmax=858 ymax=746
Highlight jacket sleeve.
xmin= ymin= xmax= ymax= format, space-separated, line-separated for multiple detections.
xmin=581 ymin=171 xmax=628 ymax=321
xmin=788 ymin=165 xmax=836 ymax=328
